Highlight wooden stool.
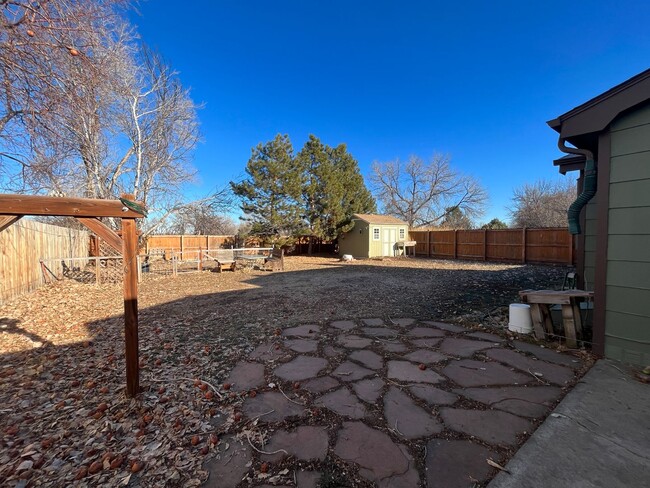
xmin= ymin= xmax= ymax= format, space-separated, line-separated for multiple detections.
xmin=518 ymin=289 xmax=594 ymax=348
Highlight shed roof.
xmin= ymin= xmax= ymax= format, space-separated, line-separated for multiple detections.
xmin=352 ymin=213 xmax=408 ymax=225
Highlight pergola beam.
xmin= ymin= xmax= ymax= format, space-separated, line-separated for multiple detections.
xmin=0 ymin=194 xmax=143 ymax=218
xmin=77 ymin=217 xmax=123 ymax=254
xmin=0 ymin=193 xmax=145 ymax=397
xmin=0 ymin=215 xmax=22 ymax=233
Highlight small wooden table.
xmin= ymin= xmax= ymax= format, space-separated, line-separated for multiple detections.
xmin=518 ymin=289 xmax=594 ymax=348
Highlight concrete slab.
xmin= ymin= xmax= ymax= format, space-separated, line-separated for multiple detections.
xmin=488 ymin=360 xmax=650 ymax=488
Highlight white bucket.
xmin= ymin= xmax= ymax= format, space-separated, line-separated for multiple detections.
xmin=508 ymin=303 xmax=533 ymax=334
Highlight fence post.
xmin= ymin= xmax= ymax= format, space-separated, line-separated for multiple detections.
xmin=180 ymin=235 xmax=184 ymax=258
xmin=172 ymin=251 xmax=177 ymax=277
xmin=426 ymin=231 xmax=431 ymax=257
xmin=95 ymin=256 xmax=100 ymax=285
xmin=137 ymin=255 xmax=142 ymax=283
xmin=453 ymin=230 xmax=458 ymax=259
xmin=521 ymin=227 xmax=527 ymax=264
xmin=198 ymin=247 xmax=203 ymax=271
xmin=483 ymin=229 xmax=487 ymax=261
xmin=568 ymin=233 xmax=574 ymax=265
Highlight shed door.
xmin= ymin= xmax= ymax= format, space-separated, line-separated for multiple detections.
xmin=382 ymin=228 xmax=396 ymax=256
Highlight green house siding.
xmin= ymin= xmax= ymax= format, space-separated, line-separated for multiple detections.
xmin=583 ymin=196 xmax=598 ymax=291
xmin=605 ymin=102 xmax=650 ymax=365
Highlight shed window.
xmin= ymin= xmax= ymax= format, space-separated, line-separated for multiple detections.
xmin=399 ymin=228 xmax=405 ymax=239
xmin=373 ymin=227 xmax=380 ymax=240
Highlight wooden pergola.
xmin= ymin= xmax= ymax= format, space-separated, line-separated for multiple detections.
xmin=0 ymin=193 xmax=146 ymax=397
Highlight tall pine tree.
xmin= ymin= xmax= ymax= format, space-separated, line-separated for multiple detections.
xmin=230 ymin=134 xmax=304 ymax=242
xmin=296 ymin=135 xmax=376 ymax=253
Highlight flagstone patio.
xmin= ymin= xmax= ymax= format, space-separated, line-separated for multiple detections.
xmin=203 ymin=318 xmax=586 ymax=488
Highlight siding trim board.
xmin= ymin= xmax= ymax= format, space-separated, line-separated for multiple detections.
xmin=593 ymin=131 xmax=611 ymax=357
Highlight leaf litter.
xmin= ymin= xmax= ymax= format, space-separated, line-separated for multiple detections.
xmin=0 ymin=256 xmax=571 ymax=486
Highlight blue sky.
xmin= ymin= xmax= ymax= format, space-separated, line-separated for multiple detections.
xmin=130 ymin=1 xmax=650 ymax=224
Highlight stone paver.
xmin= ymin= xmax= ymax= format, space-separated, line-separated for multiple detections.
xmin=485 ymin=348 xmax=575 ymax=385
xmin=439 ymin=338 xmax=494 ymax=357
xmin=403 ymin=349 xmax=447 ymax=364
xmin=204 ymin=435 xmax=251 ymax=488
xmin=388 ymin=360 xmax=444 ymax=384
xmin=384 ymin=387 xmax=443 ymax=439
xmin=302 ymin=376 xmax=340 ymax=393
xmin=334 ymin=422 xmax=420 ymax=487
xmin=332 ymin=361 xmax=375 ymax=382
xmin=391 ymin=317 xmax=416 ymax=326
xmin=381 ymin=341 xmax=408 ymax=352
xmin=330 ymin=320 xmax=356 ymax=330
xmin=409 ymin=384 xmax=458 ymax=405
xmin=323 ymin=345 xmax=343 ymax=357
xmin=362 ymin=318 xmax=384 ymax=326
xmin=362 ymin=326 xmax=399 ymax=337
xmin=260 ymin=426 xmax=329 ymax=462
xmin=284 ymin=338 xmax=318 ymax=353
xmin=423 ymin=321 xmax=467 ymax=333
xmin=407 ymin=327 xmax=446 ymax=338
xmin=425 ymin=439 xmax=498 ymax=488
xmin=226 ymin=361 xmax=265 ymax=391
xmin=441 ymin=408 xmax=532 ymax=446
xmin=411 ymin=338 xmax=443 ymax=348
xmin=512 ymin=340 xmax=583 ymax=369
xmin=349 ymin=349 xmax=384 ymax=370
xmin=248 ymin=342 xmax=285 ymax=361
xmin=467 ymin=331 xmax=505 ymax=343
xmin=315 ymin=388 xmax=366 ymax=419
xmin=242 ymin=391 xmax=305 ymax=422
xmin=443 ymin=359 xmax=531 ymax=387
xmin=352 ymin=378 xmax=384 ymax=403
xmin=337 ymin=335 xmax=372 ymax=348
xmin=456 ymin=386 xmax=561 ymax=418
xmin=282 ymin=324 xmax=320 ymax=338
xmin=210 ymin=318 xmax=583 ymax=488
xmin=274 ymin=355 xmax=329 ymax=381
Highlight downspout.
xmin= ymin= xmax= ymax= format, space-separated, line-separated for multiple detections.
xmin=558 ymin=138 xmax=596 ymax=235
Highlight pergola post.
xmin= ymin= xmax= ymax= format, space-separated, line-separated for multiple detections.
xmin=0 ymin=193 xmax=146 ymax=398
xmin=121 ymin=197 xmax=140 ymax=397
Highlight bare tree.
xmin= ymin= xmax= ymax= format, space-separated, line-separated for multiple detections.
xmin=0 ymin=0 xmax=129 ymax=186
xmin=509 ymin=178 xmax=576 ymax=228
xmin=164 ymin=204 xmax=236 ymax=236
xmin=371 ymin=155 xmax=488 ymax=227
xmin=1 ymin=0 xmax=205 ymax=234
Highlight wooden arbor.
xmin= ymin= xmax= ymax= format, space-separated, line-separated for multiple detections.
xmin=0 ymin=193 xmax=146 ymax=397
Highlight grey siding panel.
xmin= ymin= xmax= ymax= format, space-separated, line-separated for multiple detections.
xmin=610 ymin=123 xmax=650 ymax=157
xmin=608 ymin=207 xmax=650 ymax=234
xmin=585 ymin=199 xmax=598 ymax=220
xmin=610 ymin=152 xmax=650 ymax=183
xmin=607 ymin=261 xmax=650 ymax=290
xmin=610 ymin=100 xmax=650 ymax=131
xmin=603 ymin=102 xmax=650 ymax=366
xmin=604 ymin=335 xmax=650 ymax=366
xmin=584 ymin=235 xmax=597 ymax=253
xmin=605 ymin=285 xmax=650 ymax=318
xmin=608 ymin=235 xmax=650 ymax=262
xmin=609 ymin=179 xmax=650 ymax=208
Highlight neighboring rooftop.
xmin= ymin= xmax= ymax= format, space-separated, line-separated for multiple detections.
xmin=352 ymin=214 xmax=409 ymax=225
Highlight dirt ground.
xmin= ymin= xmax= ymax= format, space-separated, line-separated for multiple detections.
xmin=0 ymin=256 xmax=576 ymax=487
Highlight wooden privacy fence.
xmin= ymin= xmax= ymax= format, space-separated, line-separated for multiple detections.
xmin=408 ymin=228 xmax=574 ymax=265
xmin=0 ymin=219 xmax=89 ymax=304
xmin=145 ymin=234 xmax=235 ymax=256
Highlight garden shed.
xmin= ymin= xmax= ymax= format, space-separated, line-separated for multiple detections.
xmin=339 ymin=213 xmax=409 ymax=258
xmin=549 ymin=68 xmax=650 ymax=366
